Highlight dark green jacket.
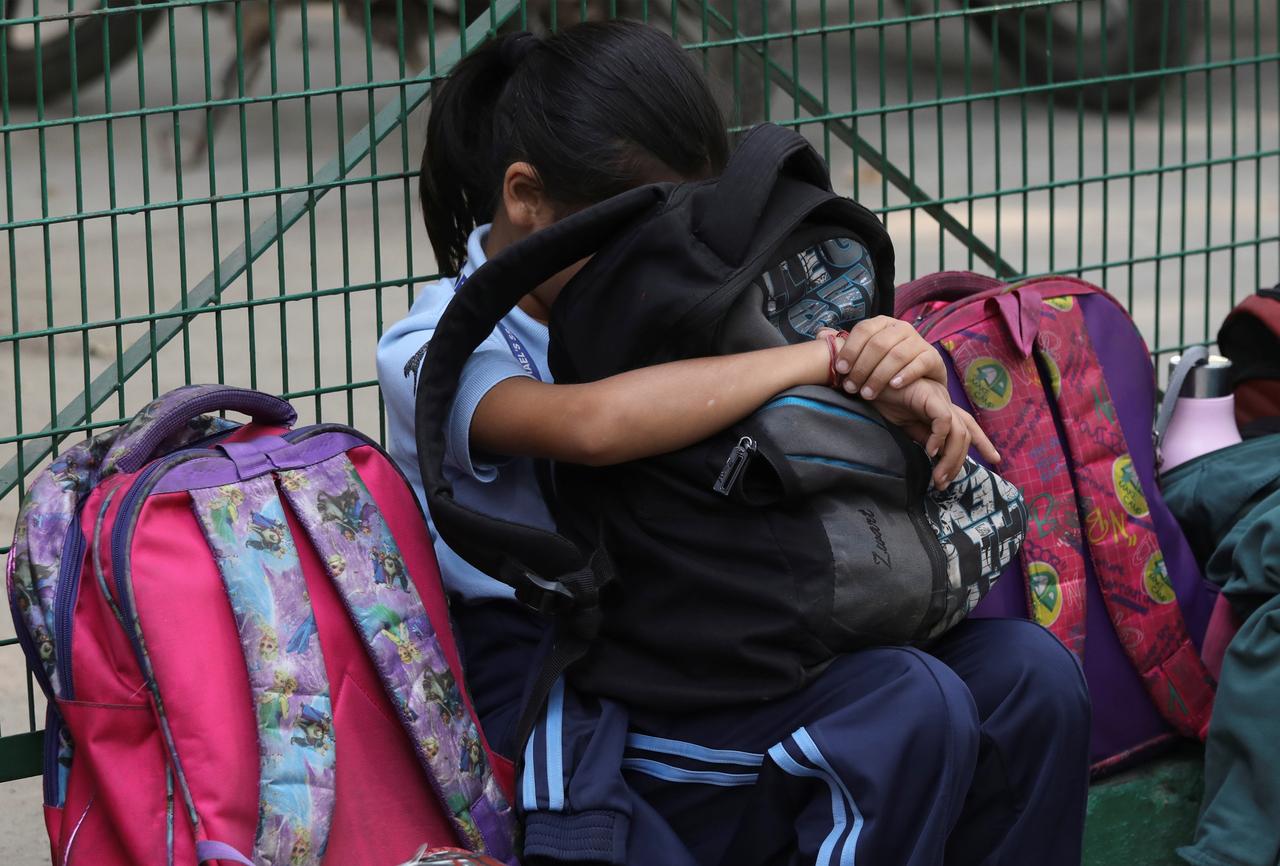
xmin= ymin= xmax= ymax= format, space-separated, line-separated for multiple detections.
xmin=1162 ymin=434 xmax=1280 ymax=866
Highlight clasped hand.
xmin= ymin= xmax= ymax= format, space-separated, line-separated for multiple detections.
xmin=819 ymin=317 xmax=1000 ymax=489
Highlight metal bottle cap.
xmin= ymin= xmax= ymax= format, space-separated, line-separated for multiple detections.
xmin=1167 ymin=354 xmax=1234 ymax=398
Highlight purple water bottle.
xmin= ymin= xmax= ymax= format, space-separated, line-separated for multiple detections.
xmin=1156 ymin=348 xmax=1242 ymax=473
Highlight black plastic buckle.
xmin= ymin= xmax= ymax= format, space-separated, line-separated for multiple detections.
xmin=514 ymin=570 xmax=576 ymax=616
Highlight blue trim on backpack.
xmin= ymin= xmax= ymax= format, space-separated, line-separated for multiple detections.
xmin=785 ymin=454 xmax=902 ymax=479
xmin=764 ymin=396 xmax=884 ymax=427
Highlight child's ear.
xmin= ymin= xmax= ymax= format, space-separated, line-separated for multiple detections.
xmin=501 ymin=162 xmax=556 ymax=233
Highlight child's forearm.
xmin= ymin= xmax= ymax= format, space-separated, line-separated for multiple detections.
xmin=472 ymin=340 xmax=834 ymax=466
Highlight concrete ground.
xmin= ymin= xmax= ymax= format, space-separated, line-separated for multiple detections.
xmin=1 ymin=1 xmax=1277 ymax=863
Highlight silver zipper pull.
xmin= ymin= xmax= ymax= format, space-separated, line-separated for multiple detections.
xmin=713 ymin=436 xmax=757 ymax=496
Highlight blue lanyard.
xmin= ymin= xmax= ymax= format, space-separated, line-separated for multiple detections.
xmin=455 ymin=271 xmax=545 ymax=383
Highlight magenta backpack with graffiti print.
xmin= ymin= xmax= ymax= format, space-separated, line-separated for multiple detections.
xmin=6 ymin=385 xmax=515 ymax=865
xmin=898 ymin=273 xmax=1219 ymax=773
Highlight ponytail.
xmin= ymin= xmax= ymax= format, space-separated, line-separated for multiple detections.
xmin=421 ymin=21 xmax=729 ymax=275
xmin=421 ymin=34 xmax=525 ymax=275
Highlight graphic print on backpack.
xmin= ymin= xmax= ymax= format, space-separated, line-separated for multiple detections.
xmin=899 ymin=275 xmax=1220 ymax=771
xmin=963 ymin=357 xmax=1014 ymax=412
xmin=280 ymin=455 xmax=510 ymax=854
xmin=761 ymin=236 xmax=878 ymax=342
xmin=1027 ymin=561 xmax=1064 ymax=627
xmin=923 ymin=461 xmax=1027 ymax=633
xmin=314 ymin=485 xmax=376 ymax=540
xmin=192 ymin=477 xmax=338 ymax=866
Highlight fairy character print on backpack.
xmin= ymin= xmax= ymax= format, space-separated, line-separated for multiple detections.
xmin=279 ymin=456 xmax=512 ymax=853
xmin=191 ymin=477 xmax=337 ymax=866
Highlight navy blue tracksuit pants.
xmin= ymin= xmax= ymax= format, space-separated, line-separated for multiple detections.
xmin=456 ymin=604 xmax=1091 ymax=866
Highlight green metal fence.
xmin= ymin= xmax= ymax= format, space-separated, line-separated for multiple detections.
xmin=1 ymin=0 xmax=1277 ymax=788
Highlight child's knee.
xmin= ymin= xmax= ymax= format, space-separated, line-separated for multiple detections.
xmin=839 ymin=647 xmax=982 ymax=767
xmin=986 ymin=619 xmax=1091 ymax=730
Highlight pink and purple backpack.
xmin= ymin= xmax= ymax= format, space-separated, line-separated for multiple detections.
xmin=898 ymin=273 xmax=1220 ymax=772
xmin=6 ymin=385 xmax=516 ymax=866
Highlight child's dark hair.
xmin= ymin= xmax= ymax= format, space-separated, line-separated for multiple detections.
xmin=422 ymin=20 xmax=729 ymax=274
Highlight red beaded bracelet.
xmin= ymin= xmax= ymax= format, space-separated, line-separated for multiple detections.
xmin=824 ymin=330 xmax=850 ymax=389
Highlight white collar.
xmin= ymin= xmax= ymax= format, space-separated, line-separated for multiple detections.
xmin=459 ymin=223 xmax=491 ymax=282
xmin=456 ymin=223 xmax=548 ymax=334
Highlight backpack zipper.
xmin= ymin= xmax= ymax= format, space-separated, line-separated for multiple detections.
xmin=52 ymin=515 xmax=85 ymax=699
xmin=713 ymin=437 xmax=757 ymax=496
xmin=42 ymin=706 xmax=62 ymax=807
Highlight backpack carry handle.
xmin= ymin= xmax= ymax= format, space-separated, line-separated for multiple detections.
xmin=106 ymin=384 xmax=297 ymax=475
xmin=694 ymin=123 xmax=832 ymax=266
xmin=893 ymin=271 xmax=1007 ymax=319
xmin=416 ymin=184 xmax=664 ymax=611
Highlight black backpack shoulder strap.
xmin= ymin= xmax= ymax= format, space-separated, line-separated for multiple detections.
xmin=415 ymin=184 xmax=663 ymax=614
xmin=694 ymin=123 xmax=832 ymax=266
xmin=416 ymin=183 xmax=663 ymax=763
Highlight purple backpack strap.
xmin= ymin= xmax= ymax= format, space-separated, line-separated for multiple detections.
xmin=190 ymin=477 xmax=337 ymax=866
xmin=278 ymin=454 xmax=516 ymax=863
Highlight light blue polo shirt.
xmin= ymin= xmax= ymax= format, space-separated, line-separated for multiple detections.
xmin=376 ymin=224 xmax=555 ymax=601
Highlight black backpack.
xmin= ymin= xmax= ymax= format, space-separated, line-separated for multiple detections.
xmin=416 ymin=125 xmax=1025 ymax=723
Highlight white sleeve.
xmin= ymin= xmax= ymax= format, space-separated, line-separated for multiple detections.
xmin=377 ymin=307 xmax=533 ymax=494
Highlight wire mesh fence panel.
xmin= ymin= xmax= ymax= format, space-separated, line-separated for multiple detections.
xmin=0 ymin=0 xmax=1277 ymax=787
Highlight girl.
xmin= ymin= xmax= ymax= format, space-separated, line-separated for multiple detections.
xmin=378 ymin=21 xmax=1089 ymax=866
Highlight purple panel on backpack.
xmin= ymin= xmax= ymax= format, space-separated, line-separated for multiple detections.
xmin=1079 ymin=295 xmax=1215 ymax=640
xmin=152 ymin=431 xmax=367 ymax=493
xmin=961 ymin=292 xmax=1216 ymax=770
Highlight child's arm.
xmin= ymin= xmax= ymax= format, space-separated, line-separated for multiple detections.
xmin=474 ymin=334 xmax=999 ymax=487
xmin=472 ymin=339 xmax=834 ymax=467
